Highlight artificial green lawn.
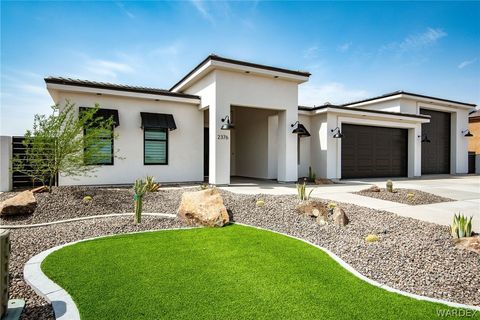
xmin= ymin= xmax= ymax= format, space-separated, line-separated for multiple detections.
xmin=41 ymin=224 xmax=479 ymax=320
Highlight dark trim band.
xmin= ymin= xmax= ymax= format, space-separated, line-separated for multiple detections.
xmin=170 ymin=54 xmax=311 ymax=91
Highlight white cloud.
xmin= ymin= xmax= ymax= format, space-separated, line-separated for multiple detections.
xmin=0 ymin=72 xmax=53 ymax=135
xmin=458 ymin=58 xmax=477 ymax=69
xmin=116 ymin=2 xmax=135 ymax=19
xmin=190 ymin=0 xmax=214 ymax=23
xmin=84 ymin=59 xmax=135 ymax=79
xmin=303 ymin=46 xmax=319 ymax=59
xmin=382 ymin=27 xmax=447 ymax=53
xmin=338 ymin=42 xmax=352 ymax=53
xmin=400 ymin=28 xmax=447 ymax=50
xmin=299 ymin=82 xmax=369 ymax=106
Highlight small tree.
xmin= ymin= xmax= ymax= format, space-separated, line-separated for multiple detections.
xmin=12 ymin=101 xmax=118 ymax=190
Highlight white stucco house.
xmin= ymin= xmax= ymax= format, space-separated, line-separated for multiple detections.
xmin=17 ymin=54 xmax=477 ymax=186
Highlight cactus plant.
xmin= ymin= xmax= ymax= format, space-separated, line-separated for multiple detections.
xmin=451 ymin=214 xmax=473 ymax=238
xmin=83 ymin=195 xmax=93 ymax=202
xmin=296 ymin=180 xmax=314 ymax=201
xmin=365 ymin=234 xmax=380 ymax=243
xmin=256 ymin=199 xmax=265 ymax=207
xmin=133 ymin=179 xmax=149 ymax=224
xmin=386 ymin=180 xmax=393 ymax=193
xmin=406 ymin=192 xmax=414 ymax=201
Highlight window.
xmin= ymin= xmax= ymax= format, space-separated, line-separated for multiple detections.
xmin=144 ymin=128 xmax=168 ymax=165
xmin=84 ymin=127 xmax=114 ymax=165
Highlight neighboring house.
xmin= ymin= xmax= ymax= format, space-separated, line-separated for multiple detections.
xmin=38 ymin=55 xmax=477 ymax=186
xmin=468 ymin=110 xmax=480 ymax=173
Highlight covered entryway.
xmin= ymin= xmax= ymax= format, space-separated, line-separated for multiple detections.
xmin=341 ymin=124 xmax=408 ymax=178
xmin=420 ymin=109 xmax=451 ymax=174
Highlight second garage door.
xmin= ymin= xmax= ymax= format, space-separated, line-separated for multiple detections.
xmin=341 ymin=124 xmax=408 ymax=179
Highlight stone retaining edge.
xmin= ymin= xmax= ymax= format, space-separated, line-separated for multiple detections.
xmin=24 ymin=224 xmax=479 ymax=320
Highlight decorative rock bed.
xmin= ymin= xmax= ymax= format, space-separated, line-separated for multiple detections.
xmin=1 ymin=186 xmax=478 ymax=319
xmin=353 ymin=187 xmax=454 ymax=205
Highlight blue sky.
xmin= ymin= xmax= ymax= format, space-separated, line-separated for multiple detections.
xmin=1 ymin=1 xmax=479 ymax=135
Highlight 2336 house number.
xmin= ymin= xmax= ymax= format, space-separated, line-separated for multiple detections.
xmin=217 ymin=134 xmax=229 ymax=140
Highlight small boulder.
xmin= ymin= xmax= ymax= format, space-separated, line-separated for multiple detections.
xmin=364 ymin=185 xmax=381 ymax=192
xmin=316 ymin=213 xmax=328 ymax=225
xmin=332 ymin=207 xmax=349 ymax=226
xmin=296 ymin=201 xmax=328 ymax=218
xmin=454 ymin=236 xmax=480 ymax=255
xmin=315 ymin=178 xmax=334 ymax=185
xmin=177 ymin=188 xmax=229 ymax=227
xmin=0 ymin=191 xmax=37 ymax=215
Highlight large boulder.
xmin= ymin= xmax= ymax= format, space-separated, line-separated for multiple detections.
xmin=0 ymin=191 xmax=37 ymax=215
xmin=177 ymin=188 xmax=229 ymax=227
xmin=332 ymin=207 xmax=349 ymax=226
xmin=454 ymin=236 xmax=480 ymax=255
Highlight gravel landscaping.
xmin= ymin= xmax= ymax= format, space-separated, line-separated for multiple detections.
xmin=9 ymin=216 xmax=187 ymax=320
xmin=0 ymin=186 xmax=191 ymax=225
xmin=353 ymin=187 xmax=454 ymax=205
xmin=1 ymin=186 xmax=478 ymax=319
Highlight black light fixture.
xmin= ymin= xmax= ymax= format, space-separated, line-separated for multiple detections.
xmin=291 ymin=121 xmax=310 ymax=136
xmin=462 ymin=129 xmax=473 ymax=137
xmin=221 ymin=115 xmax=235 ymax=130
xmin=418 ymin=134 xmax=431 ymax=143
xmin=331 ymin=127 xmax=343 ymax=139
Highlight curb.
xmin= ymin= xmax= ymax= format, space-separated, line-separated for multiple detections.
xmin=2 ymin=213 xmax=176 ymax=229
xmin=24 ymin=224 xmax=480 ymax=320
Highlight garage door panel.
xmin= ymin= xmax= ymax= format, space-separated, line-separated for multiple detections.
xmin=420 ymin=109 xmax=450 ymax=174
xmin=341 ymin=124 xmax=408 ymax=179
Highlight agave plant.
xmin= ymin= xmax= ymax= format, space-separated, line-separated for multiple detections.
xmin=145 ymin=176 xmax=160 ymax=192
xmin=296 ymin=180 xmax=314 ymax=201
xmin=451 ymin=214 xmax=473 ymax=238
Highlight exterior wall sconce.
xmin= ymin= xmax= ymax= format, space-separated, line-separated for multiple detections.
xmin=221 ymin=115 xmax=235 ymax=130
xmin=331 ymin=127 xmax=343 ymax=139
xmin=418 ymin=134 xmax=431 ymax=143
xmin=462 ymin=129 xmax=473 ymax=137
xmin=291 ymin=121 xmax=310 ymax=137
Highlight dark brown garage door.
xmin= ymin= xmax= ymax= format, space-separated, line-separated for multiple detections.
xmin=341 ymin=124 xmax=408 ymax=179
xmin=420 ymin=109 xmax=451 ymax=174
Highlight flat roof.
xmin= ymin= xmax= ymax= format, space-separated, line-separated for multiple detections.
xmin=45 ymin=77 xmax=200 ymax=99
xmin=170 ymin=54 xmax=311 ymax=91
xmin=298 ymin=104 xmax=431 ymax=120
xmin=340 ymin=90 xmax=476 ymax=108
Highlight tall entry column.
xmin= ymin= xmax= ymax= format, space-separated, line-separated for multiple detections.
xmin=277 ymin=109 xmax=298 ymax=182
xmin=208 ymin=103 xmax=231 ymax=185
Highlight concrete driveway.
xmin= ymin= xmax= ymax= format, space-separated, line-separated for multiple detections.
xmin=222 ymin=175 xmax=480 ymax=231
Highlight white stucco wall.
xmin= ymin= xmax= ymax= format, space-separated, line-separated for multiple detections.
xmin=54 ymin=92 xmax=204 ymax=185
xmin=0 ymin=136 xmax=12 ymax=191
xmin=309 ymin=113 xmax=328 ymax=178
xmin=298 ymin=114 xmax=312 ymax=178
xmin=184 ymin=69 xmax=300 ymax=184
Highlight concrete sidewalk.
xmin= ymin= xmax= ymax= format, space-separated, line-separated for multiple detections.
xmin=222 ymin=175 xmax=480 ymax=231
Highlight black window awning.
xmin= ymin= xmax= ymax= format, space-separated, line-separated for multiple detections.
xmin=79 ymin=107 xmax=120 ymax=127
xmin=141 ymin=112 xmax=177 ymax=130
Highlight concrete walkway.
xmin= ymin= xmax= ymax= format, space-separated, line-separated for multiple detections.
xmin=222 ymin=175 xmax=480 ymax=231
